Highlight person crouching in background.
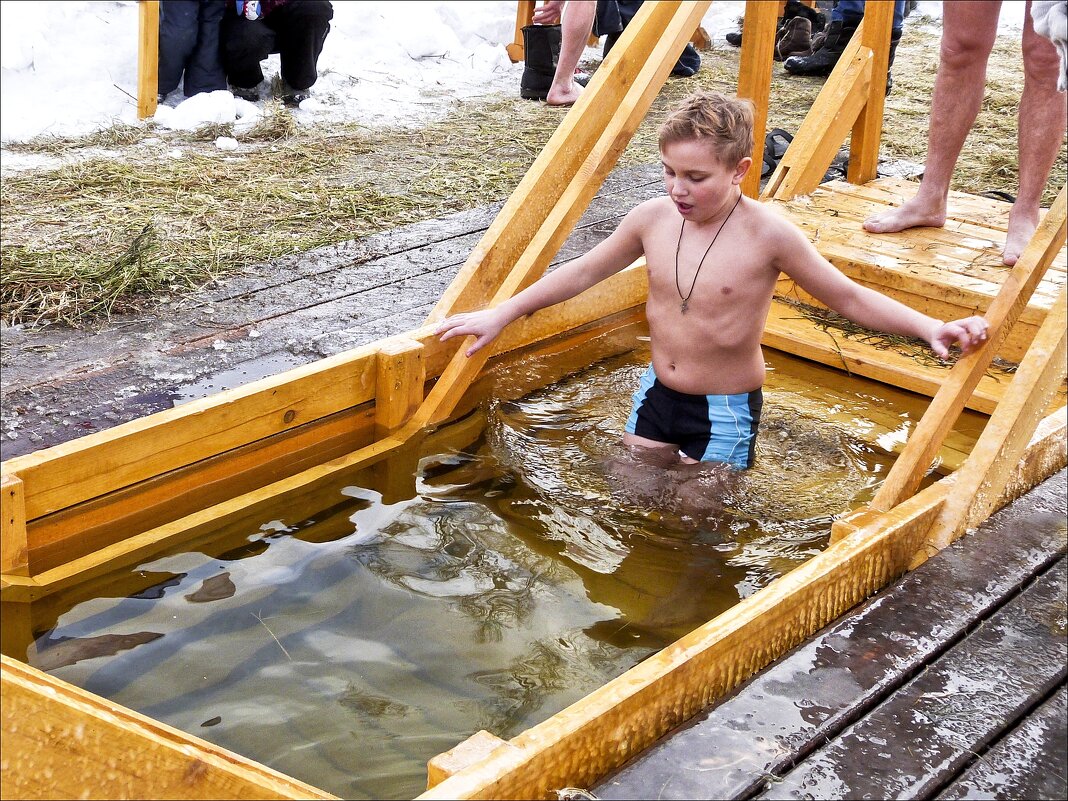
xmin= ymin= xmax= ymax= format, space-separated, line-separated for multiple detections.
xmin=222 ymin=0 xmax=333 ymax=107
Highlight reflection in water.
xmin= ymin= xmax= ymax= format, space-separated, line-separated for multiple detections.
xmin=18 ymin=347 xmax=901 ymax=800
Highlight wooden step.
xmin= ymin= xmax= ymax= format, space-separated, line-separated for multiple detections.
xmin=761 ymin=297 xmax=1067 ymax=416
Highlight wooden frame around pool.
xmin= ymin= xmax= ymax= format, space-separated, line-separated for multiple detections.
xmin=4 ymin=3 xmax=1066 ymax=798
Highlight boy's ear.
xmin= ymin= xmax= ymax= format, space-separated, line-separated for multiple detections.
xmin=732 ymin=157 xmax=752 ymax=184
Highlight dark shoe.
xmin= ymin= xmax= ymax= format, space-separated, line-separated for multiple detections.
xmin=520 ymin=23 xmax=561 ymax=100
xmin=671 ymin=42 xmax=701 ymax=76
xmin=775 ymin=17 xmax=812 ymax=61
xmin=762 ymin=128 xmax=794 ymax=178
xmin=230 ymin=84 xmax=260 ymax=102
xmin=783 ymin=17 xmax=857 ymax=76
xmin=281 ymin=91 xmax=308 ymax=107
xmin=885 ymin=28 xmax=902 ymax=95
xmin=726 ymin=2 xmax=824 ymax=51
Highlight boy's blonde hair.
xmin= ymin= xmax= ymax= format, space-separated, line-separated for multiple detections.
xmin=658 ymin=91 xmax=755 ymax=167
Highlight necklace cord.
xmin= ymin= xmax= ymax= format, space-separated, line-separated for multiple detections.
xmin=674 ymin=191 xmax=743 ymax=309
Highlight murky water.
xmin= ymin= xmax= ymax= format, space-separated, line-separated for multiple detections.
xmin=12 ymin=346 xmax=946 ymax=800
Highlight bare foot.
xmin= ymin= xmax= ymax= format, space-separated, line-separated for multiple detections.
xmin=863 ymin=196 xmax=947 ymax=234
xmin=1003 ymin=204 xmax=1039 ymax=266
xmin=545 ymin=81 xmax=582 ymax=107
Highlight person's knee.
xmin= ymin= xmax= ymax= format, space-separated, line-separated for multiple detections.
xmin=938 ymin=32 xmax=996 ymax=72
xmin=1022 ymin=36 xmax=1064 ymax=85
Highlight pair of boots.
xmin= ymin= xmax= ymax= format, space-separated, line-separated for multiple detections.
xmin=783 ymin=18 xmax=902 ymax=95
xmin=725 ymin=0 xmax=826 ymax=55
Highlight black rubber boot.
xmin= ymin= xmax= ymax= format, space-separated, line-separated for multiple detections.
xmin=520 ymin=24 xmax=561 ymax=101
xmin=782 ymin=16 xmax=858 ymax=77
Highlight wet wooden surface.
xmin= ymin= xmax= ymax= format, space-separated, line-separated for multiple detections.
xmin=595 ymin=469 xmax=1067 ymax=801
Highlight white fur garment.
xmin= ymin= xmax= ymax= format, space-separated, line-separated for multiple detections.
xmin=1032 ymin=0 xmax=1068 ymax=91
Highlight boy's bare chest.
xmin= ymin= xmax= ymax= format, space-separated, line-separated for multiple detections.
xmin=645 ymin=226 xmax=774 ymax=309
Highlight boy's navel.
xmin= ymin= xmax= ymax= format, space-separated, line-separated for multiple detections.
xmin=721 ymin=286 xmax=733 ymax=295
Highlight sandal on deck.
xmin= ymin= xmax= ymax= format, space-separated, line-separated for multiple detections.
xmin=762 ymin=128 xmax=794 ymax=178
xmin=981 ymin=190 xmax=1017 ymax=204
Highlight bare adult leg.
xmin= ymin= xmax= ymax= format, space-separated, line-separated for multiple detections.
xmin=1005 ymin=0 xmax=1067 ymax=265
xmin=546 ymin=0 xmax=596 ymax=106
xmin=864 ymin=1 xmax=1001 ymax=234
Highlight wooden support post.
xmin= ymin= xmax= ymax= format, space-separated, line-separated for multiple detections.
xmin=507 ymin=1 xmax=537 ymax=63
xmin=920 ymin=285 xmax=1068 ymax=558
xmin=137 ymin=0 xmax=159 ymax=120
xmin=372 ymin=339 xmax=426 ymax=503
xmin=1 ymin=472 xmax=29 ymax=577
xmin=0 ymin=601 xmax=36 ymax=662
xmin=374 ymin=339 xmax=426 ymax=438
xmin=870 ymin=187 xmax=1068 ymax=512
xmin=847 ymin=0 xmax=894 ymax=184
xmin=761 ymin=21 xmax=873 ymax=200
xmin=738 ymin=0 xmax=778 ymax=198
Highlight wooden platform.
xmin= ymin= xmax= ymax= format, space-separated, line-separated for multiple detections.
xmin=766 ymin=177 xmax=1067 ymax=416
xmin=594 ymin=469 xmax=1067 ymax=801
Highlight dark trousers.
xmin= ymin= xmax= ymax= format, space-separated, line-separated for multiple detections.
xmin=222 ymin=0 xmax=333 ymax=91
xmin=596 ymin=0 xmax=701 ymax=77
xmin=159 ymin=0 xmax=227 ymax=96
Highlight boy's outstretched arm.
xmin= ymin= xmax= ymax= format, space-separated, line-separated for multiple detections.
xmin=776 ymin=221 xmax=990 ymax=359
xmin=437 ymin=207 xmax=647 ymax=356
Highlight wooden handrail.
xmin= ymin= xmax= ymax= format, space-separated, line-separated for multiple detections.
xmin=738 ymin=0 xmax=779 ymax=198
xmin=869 ymin=186 xmax=1068 ymax=513
xmin=920 ymin=282 xmax=1067 ymax=559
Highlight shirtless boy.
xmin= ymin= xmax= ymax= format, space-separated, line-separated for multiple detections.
xmin=436 ymin=91 xmax=990 ymax=471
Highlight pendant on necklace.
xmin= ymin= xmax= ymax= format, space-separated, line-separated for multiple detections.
xmin=680 ymin=299 xmax=689 ymax=314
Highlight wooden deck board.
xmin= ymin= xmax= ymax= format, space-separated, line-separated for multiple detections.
xmin=594 ymin=470 xmax=1067 ymax=801
xmin=936 ymin=686 xmax=1067 ymax=801
xmin=758 ymin=556 xmax=1066 ymax=800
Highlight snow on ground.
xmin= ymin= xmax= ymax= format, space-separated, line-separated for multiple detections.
xmin=0 ymin=1 xmax=1027 ymax=147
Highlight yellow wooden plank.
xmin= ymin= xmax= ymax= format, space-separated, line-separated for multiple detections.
xmin=780 ymin=187 xmax=1068 ymax=281
xmin=762 ymin=23 xmax=872 ymax=200
xmin=375 ymin=338 xmax=426 ymax=436
xmin=506 ymin=1 xmax=535 ymax=63
xmin=1 ymin=655 xmax=336 ymax=800
xmin=829 ymin=178 xmax=1067 ymax=247
xmin=4 ymin=344 xmax=380 ymax=523
xmin=871 ymin=186 xmax=1068 ymax=511
xmin=924 ymin=285 xmax=1068 ymax=552
xmin=737 ymin=0 xmax=778 ymax=198
xmin=137 ymin=1 xmax=159 ymax=120
xmin=847 ymin=0 xmax=894 ymax=184
xmin=1 ymin=473 xmax=28 ymax=576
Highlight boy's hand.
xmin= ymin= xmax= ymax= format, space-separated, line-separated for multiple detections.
xmin=436 ymin=308 xmax=509 ymax=357
xmin=929 ymin=315 xmax=990 ymax=359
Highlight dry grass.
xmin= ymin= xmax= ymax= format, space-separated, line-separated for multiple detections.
xmin=2 ymin=21 xmax=1063 ymax=326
